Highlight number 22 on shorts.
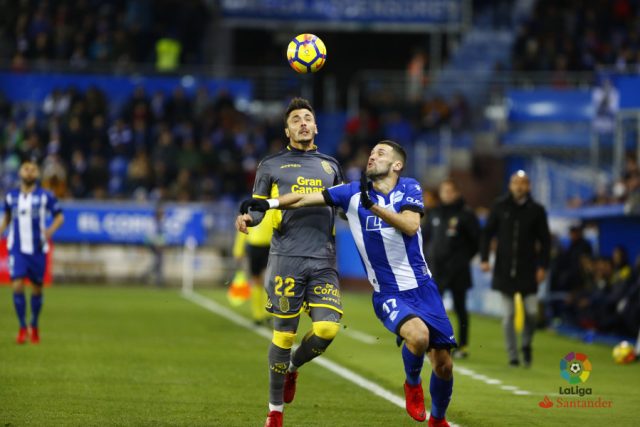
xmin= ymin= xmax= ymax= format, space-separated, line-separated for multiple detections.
xmin=274 ymin=275 xmax=295 ymax=297
xmin=382 ymin=298 xmax=399 ymax=322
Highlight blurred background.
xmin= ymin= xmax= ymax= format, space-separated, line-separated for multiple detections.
xmin=0 ymin=0 xmax=639 ymax=342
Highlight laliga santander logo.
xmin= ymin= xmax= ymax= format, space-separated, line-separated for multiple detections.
xmin=560 ymin=352 xmax=592 ymax=384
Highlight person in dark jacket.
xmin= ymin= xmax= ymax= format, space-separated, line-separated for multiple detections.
xmin=480 ymin=170 xmax=550 ymax=367
xmin=424 ymin=179 xmax=480 ymax=358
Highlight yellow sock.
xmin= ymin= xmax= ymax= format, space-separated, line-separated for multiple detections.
xmin=252 ymin=285 xmax=267 ymax=322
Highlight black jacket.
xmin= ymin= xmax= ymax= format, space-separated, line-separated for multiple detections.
xmin=424 ymin=198 xmax=480 ymax=291
xmin=480 ymin=193 xmax=551 ymax=296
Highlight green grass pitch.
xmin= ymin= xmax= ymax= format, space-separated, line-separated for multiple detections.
xmin=1 ymin=285 xmax=638 ymax=426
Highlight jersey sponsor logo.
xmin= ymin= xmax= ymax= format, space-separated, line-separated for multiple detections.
xmin=320 ymin=160 xmax=334 ymax=175
xmin=405 ymin=196 xmax=424 ymax=207
xmin=365 ymin=215 xmax=392 ymax=231
xmin=280 ymin=163 xmax=302 ymax=169
xmin=291 ymin=176 xmax=325 ymax=194
xmin=313 ymin=283 xmax=341 ymax=305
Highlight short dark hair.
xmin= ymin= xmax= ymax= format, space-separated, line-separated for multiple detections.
xmin=284 ymin=97 xmax=315 ymax=127
xmin=378 ymin=140 xmax=406 ymax=165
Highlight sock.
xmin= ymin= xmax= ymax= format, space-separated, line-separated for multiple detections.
xmin=13 ymin=292 xmax=27 ymax=328
xmin=268 ymin=343 xmax=291 ymax=405
xmin=268 ymin=403 xmax=283 ymax=413
xmin=288 ymin=361 xmax=298 ymax=372
xmin=30 ymin=294 xmax=43 ymax=327
xmin=430 ymin=371 xmax=453 ymax=420
xmin=402 ymin=344 xmax=424 ymax=386
xmin=291 ymin=331 xmax=333 ymax=368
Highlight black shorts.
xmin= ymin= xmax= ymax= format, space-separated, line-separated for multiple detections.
xmin=247 ymin=244 xmax=270 ymax=276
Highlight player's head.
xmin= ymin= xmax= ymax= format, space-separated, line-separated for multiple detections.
xmin=19 ymin=160 xmax=40 ymax=186
xmin=366 ymin=140 xmax=406 ymax=179
xmin=509 ymin=170 xmax=530 ymax=201
xmin=439 ymin=179 xmax=460 ymax=205
xmin=284 ymin=97 xmax=317 ymax=145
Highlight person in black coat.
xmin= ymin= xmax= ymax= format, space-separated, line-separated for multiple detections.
xmin=480 ymin=170 xmax=550 ymax=367
xmin=424 ymin=179 xmax=480 ymax=358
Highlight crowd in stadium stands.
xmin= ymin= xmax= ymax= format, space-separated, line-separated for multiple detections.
xmin=512 ymin=0 xmax=640 ymax=74
xmin=0 ymin=85 xmax=287 ymax=201
xmin=2 ymin=0 xmax=209 ymax=71
xmin=548 ymin=227 xmax=640 ymax=338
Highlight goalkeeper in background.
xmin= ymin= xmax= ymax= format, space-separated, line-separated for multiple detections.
xmin=232 ymin=209 xmax=274 ymax=325
xmin=241 ymin=140 xmax=455 ymax=427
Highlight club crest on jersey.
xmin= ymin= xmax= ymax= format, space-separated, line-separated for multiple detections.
xmin=279 ymin=296 xmax=290 ymax=312
xmin=320 ymin=160 xmax=334 ymax=175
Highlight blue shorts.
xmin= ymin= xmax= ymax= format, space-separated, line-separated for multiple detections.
xmin=372 ymin=282 xmax=457 ymax=349
xmin=9 ymin=252 xmax=46 ymax=284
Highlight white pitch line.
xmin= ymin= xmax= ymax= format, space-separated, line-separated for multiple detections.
xmin=181 ymin=290 xmax=460 ymax=426
xmin=454 ymin=366 xmax=533 ymax=396
xmin=341 ymin=327 xmax=378 ymax=344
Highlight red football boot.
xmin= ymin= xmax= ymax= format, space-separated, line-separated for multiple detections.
xmin=428 ymin=415 xmax=450 ymax=427
xmin=264 ymin=410 xmax=283 ymax=427
xmin=283 ymin=371 xmax=298 ymax=404
xmin=16 ymin=327 xmax=28 ymax=344
xmin=29 ymin=327 xmax=40 ymax=344
xmin=404 ymin=381 xmax=427 ymax=422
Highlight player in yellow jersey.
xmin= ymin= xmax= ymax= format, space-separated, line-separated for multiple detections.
xmin=232 ymin=209 xmax=275 ymax=325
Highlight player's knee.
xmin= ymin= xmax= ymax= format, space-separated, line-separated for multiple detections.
xmin=272 ymin=330 xmax=297 ymax=349
xmin=434 ymin=356 xmax=454 ymax=380
xmin=312 ymin=321 xmax=340 ymax=340
xmin=12 ymin=280 xmax=24 ymax=292
xmin=32 ymin=284 xmax=43 ymax=295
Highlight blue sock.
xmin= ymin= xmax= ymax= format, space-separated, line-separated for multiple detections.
xmin=430 ymin=371 xmax=453 ymax=420
xmin=402 ymin=344 xmax=424 ymax=386
xmin=13 ymin=292 xmax=27 ymax=328
xmin=30 ymin=294 xmax=43 ymax=327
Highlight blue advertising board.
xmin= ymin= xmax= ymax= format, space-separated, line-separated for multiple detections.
xmin=0 ymin=72 xmax=253 ymax=109
xmin=221 ymin=0 xmax=464 ymax=28
xmin=55 ymin=202 xmax=206 ymax=245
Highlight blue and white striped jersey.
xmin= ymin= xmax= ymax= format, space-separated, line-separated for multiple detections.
xmin=4 ymin=187 xmax=62 ymax=254
xmin=325 ymin=177 xmax=432 ymax=293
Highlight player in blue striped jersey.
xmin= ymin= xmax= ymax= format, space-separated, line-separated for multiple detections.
xmin=1 ymin=160 xmax=64 ymax=344
xmin=241 ymin=141 xmax=455 ymax=427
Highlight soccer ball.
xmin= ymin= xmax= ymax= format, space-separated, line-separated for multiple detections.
xmin=612 ymin=341 xmax=636 ymax=364
xmin=569 ymin=362 xmax=582 ymax=374
xmin=286 ymin=34 xmax=326 ymax=73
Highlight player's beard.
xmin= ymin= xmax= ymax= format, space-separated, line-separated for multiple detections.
xmin=21 ymin=177 xmax=37 ymax=187
xmin=366 ymin=163 xmax=391 ymax=181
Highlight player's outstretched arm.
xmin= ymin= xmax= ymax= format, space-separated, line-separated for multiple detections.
xmin=370 ymin=205 xmax=421 ymax=236
xmin=277 ymin=191 xmax=326 ymax=209
xmin=239 ymin=192 xmax=326 ymax=214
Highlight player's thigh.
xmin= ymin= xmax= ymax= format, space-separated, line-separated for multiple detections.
xmin=9 ymin=252 xmax=28 ymax=281
xmin=305 ymin=259 xmax=342 ymax=316
xmin=26 ymin=253 xmax=46 ymax=285
xmin=372 ymin=291 xmax=420 ymax=335
xmin=264 ymin=255 xmax=308 ymax=318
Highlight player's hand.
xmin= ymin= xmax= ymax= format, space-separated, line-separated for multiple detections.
xmin=235 ymin=214 xmax=253 ymax=234
xmin=480 ymin=261 xmax=491 ymax=272
xmin=360 ymin=171 xmax=374 ymax=209
xmin=536 ymin=267 xmax=546 ymax=284
xmin=239 ymin=198 xmax=270 ymax=214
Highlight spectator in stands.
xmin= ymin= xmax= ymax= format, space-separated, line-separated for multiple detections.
xmin=480 ymin=170 xmax=551 ymax=367
xmin=548 ymin=225 xmax=593 ymax=323
xmin=592 ymin=78 xmax=619 ymax=135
